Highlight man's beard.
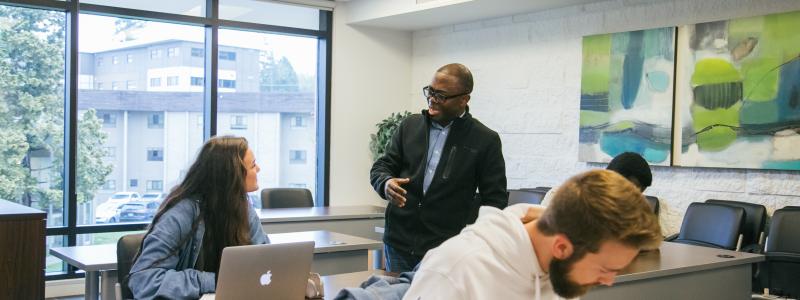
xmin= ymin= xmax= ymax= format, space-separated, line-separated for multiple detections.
xmin=549 ymin=256 xmax=593 ymax=298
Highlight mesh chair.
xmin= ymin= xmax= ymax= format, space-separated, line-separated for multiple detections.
xmin=760 ymin=208 xmax=800 ymax=298
xmin=261 ymin=188 xmax=314 ymax=208
xmin=116 ymin=233 xmax=145 ymax=300
xmin=705 ymin=199 xmax=767 ymax=252
xmin=671 ymin=202 xmax=745 ymax=250
xmin=644 ymin=195 xmax=660 ymax=215
xmin=507 ymin=189 xmax=547 ymax=205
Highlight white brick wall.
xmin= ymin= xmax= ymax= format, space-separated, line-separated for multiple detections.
xmin=411 ymin=0 xmax=800 ymax=235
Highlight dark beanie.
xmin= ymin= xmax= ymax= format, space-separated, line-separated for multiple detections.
xmin=606 ymin=152 xmax=652 ymax=188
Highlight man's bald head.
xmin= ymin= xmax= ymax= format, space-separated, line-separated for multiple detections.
xmin=436 ymin=63 xmax=473 ymax=94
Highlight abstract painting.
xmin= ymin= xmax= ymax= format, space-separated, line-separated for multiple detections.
xmin=579 ymin=27 xmax=676 ymax=165
xmin=674 ymin=10 xmax=800 ymax=170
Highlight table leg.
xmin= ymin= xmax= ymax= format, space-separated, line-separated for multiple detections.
xmin=85 ymin=270 xmax=100 ymax=300
xmin=101 ymin=270 xmax=117 ymax=300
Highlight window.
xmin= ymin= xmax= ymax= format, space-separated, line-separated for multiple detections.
xmin=126 ymin=80 xmax=137 ymax=90
xmin=288 ymin=183 xmax=307 ymax=188
xmin=191 ymin=77 xmax=204 ymax=86
xmin=231 ymin=115 xmax=247 ymax=129
xmin=148 ymin=112 xmax=164 ymax=128
xmin=96 ymin=56 xmax=104 ymax=66
xmin=146 ymin=180 xmax=163 ymax=191
xmin=127 ymin=54 xmax=133 ymax=63
xmin=129 ymin=179 xmax=138 ymax=187
xmin=150 ymin=49 xmax=162 ymax=59
xmin=220 ymin=0 xmax=320 ymax=30
xmin=167 ymin=47 xmax=180 ymax=57
xmin=102 ymin=180 xmax=116 ymax=190
xmin=219 ymin=51 xmax=236 ymax=61
xmin=99 ymin=112 xmax=117 ymax=127
xmin=112 ymin=56 xmax=119 ymax=64
xmin=218 ymin=79 xmax=236 ymax=88
xmin=111 ymin=81 xmax=120 ymax=90
xmin=103 ymin=147 xmax=115 ymax=158
xmin=167 ymin=76 xmax=179 ymax=86
xmin=291 ymin=115 xmax=307 ymax=128
xmin=146 ymin=148 xmax=164 ymax=161
xmin=150 ymin=77 xmax=161 ymax=87
xmin=289 ymin=150 xmax=307 ymax=164
xmin=96 ymin=82 xmax=104 ymax=89
xmin=191 ymin=47 xmax=204 ymax=57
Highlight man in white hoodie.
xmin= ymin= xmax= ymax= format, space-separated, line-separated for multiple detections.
xmin=403 ymin=169 xmax=662 ymax=300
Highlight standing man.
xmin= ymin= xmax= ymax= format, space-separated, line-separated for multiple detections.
xmin=370 ymin=63 xmax=508 ymax=272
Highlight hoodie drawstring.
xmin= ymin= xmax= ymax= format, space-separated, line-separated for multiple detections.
xmin=535 ymin=275 xmax=541 ymax=300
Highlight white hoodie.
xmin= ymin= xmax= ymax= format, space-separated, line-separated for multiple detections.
xmin=402 ymin=204 xmax=570 ymax=300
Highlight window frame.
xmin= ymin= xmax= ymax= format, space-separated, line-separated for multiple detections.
xmin=0 ymin=0 xmax=332 ymax=281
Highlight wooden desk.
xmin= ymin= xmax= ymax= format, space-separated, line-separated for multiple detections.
xmin=0 ymin=200 xmax=46 ymax=300
xmin=50 ymin=230 xmax=381 ymax=300
xmin=584 ymin=242 xmax=764 ymax=300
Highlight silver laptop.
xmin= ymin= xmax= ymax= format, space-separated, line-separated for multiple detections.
xmin=214 ymin=241 xmax=315 ymax=300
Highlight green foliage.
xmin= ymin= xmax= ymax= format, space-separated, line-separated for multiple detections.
xmin=369 ymin=111 xmax=412 ymax=161
xmin=260 ymin=55 xmax=300 ymax=92
xmin=0 ymin=6 xmax=110 ymax=208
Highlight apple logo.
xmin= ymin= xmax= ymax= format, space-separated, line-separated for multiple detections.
xmin=259 ymin=270 xmax=272 ymax=286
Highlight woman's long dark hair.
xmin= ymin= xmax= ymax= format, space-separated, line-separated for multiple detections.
xmin=132 ymin=135 xmax=252 ymax=274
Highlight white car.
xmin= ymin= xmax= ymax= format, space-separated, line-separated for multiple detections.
xmin=141 ymin=192 xmax=165 ymax=203
xmin=95 ymin=192 xmax=141 ymax=224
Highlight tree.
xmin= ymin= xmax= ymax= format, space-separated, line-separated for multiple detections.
xmin=260 ymin=55 xmax=300 ymax=92
xmin=0 ymin=5 xmax=111 ymax=208
xmin=114 ymin=18 xmax=144 ymax=42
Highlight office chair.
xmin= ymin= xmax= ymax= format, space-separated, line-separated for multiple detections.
xmin=644 ymin=195 xmax=660 ymax=215
xmin=116 ymin=233 xmax=145 ymax=300
xmin=670 ymin=202 xmax=745 ymax=250
xmin=507 ymin=189 xmax=547 ymax=205
xmin=705 ymin=199 xmax=767 ymax=252
xmin=261 ymin=188 xmax=314 ymax=208
xmin=759 ymin=208 xmax=800 ymax=298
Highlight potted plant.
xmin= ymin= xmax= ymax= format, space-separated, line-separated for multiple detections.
xmin=369 ymin=111 xmax=412 ymax=161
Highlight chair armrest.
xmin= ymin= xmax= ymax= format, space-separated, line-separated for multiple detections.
xmin=740 ymin=243 xmax=763 ymax=254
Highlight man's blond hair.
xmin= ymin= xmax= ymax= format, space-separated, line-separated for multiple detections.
xmin=537 ymin=169 xmax=662 ymax=256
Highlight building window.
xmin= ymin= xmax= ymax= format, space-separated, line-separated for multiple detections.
xmin=191 ymin=47 xmax=203 ymax=57
xmin=129 ymin=179 xmax=138 ymax=187
xmin=111 ymin=81 xmax=120 ymax=90
xmin=230 ymin=115 xmax=247 ymax=130
xmin=167 ymin=76 xmax=179 ymax=86
xmin=150 ymin=49 xmax=162 ymax=59
xmin=190 ymin=77 xmax=204 ymax=86
xmin=289 ymin=150 xmax=307 ymax=164
xmin=95 ymin=82 xmax=103 ymax=90
xmin=167 ymin=47 xmax=180 ymax=57
xmin=150 ymin=77 xmax=161 ymax=87
xmin=103 ymin=147 xmax=115 ymax=158
xmin=219 ymin=51 xmax=236 ymax=61
xmin=148 ymin=112 xmax=164 ymax=129
xmin=291 ymin=115 xmax=307 ymax=128
xmin=218 ymin=79 xmax=236 ymax=88
xmin=126 ymin=80 xmax=137 ymax=90
xmin=96 ymin=57 xmax=103 ymax=66
xmin=147 ymin=148 xmax=164 ymax=161
xmin=99 ymin=112 xmax=116 ymax=128
xmin=288 ymin=183 xmax=307 ymax=188
xmin=102 ymin=180 xmax=116 ymax=190
xmin=146 ymin=180 xmax=163 ymax=191
xmin=127 ymin=54 xmax=133 ymax=63
xmin=112 ymin=56 xmax=119 ymax=64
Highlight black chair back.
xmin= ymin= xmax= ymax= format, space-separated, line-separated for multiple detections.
xmin=762 ymin=208 xmax=800 ymax=298
xmin=644 ymin=195 xmax=660 ymax=215
xmin=674 ymin=202 xmax=745 ymax=250
xmin=117 ymin=233 xmax=145 ymax=300
xmin=507 ymin=189 xmax=546 ymax=205
xmin=261 ymin=188 xmax=314 ymax=208
xmin=705 ymin=199 xmax=767 ymax=251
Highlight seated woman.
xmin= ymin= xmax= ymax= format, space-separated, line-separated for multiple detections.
xmin=128 ymin=136 xmax=268 ymax=299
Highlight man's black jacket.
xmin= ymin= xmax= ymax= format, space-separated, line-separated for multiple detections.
xmin=370 ymin=108 xmax=508 ymax=256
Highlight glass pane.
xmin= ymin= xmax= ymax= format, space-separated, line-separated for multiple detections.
xmin=220 ymin=0 xmax=320 ymax=30
xmin=0 ymin=5 xmax=66 ymax=227
xmin=46 ymin=235 xmax=67 ymax=275
xmin=217 ymin=29 xmax=319 ymax=207
xmin=77 ymin=14 xmax=204 ymax=225
xmin=81 ymin=0 xmax=205 ymax=17
xmin=78 ymin=230 xmax=145 ymax=246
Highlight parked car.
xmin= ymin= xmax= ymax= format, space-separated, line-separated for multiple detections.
xmin=116 ymin=200 xmax=159 ymax=223
xmin=95 ymin=192 xmax=141 ymax=224
xmin=141 ymin=192 xmax=165 ymax=203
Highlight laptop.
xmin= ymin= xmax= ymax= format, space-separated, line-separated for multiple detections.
xmin=201 ymin=241 xmax=315 ymax=300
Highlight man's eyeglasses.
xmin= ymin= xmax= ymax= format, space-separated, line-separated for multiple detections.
xmin=423 ymin=86 xmax=470 ymax=102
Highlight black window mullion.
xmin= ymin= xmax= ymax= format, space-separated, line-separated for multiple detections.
xmin=203 ymin=0 xmax=219 ymax=139
xmin=317 ymin=10 xmax=332 ymax=207
xmin=64 ymin=0 xmax=79 ymax=277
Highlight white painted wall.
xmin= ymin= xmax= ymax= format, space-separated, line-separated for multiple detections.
xmin=410 ymin=0 xmax=800 ymax=235
xmin=329 ymin=3 xmax=413 ymax=206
